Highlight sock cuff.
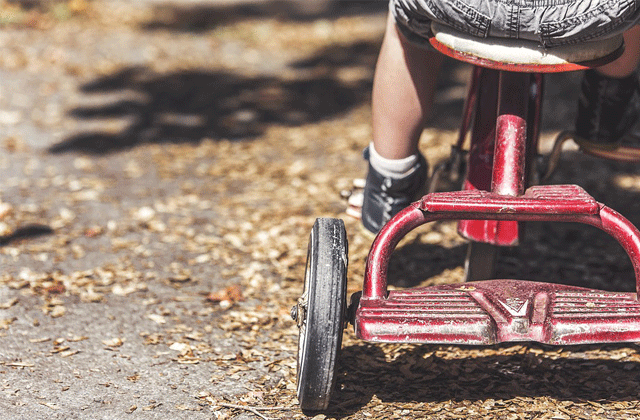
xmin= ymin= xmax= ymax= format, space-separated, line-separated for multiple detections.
xmin=368 ymin=142 xmax=420 ymax=179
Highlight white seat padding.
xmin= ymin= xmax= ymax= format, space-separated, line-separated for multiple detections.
xmin=432 ymin=22 xmax=623 ymax=66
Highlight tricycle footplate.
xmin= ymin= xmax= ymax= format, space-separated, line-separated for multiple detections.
xmin=355 ymin=280 xmax=640 ymax=345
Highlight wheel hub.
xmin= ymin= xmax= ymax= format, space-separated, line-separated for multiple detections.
xmin=291 ymin=299 xmax=306 ymax=328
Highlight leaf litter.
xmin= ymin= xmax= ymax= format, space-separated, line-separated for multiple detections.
xmin=0 ymin=2 xmax=639 ymax=419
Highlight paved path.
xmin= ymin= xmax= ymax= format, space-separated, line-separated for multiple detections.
xmin=2 ymin=2 xmax=640 ymax=419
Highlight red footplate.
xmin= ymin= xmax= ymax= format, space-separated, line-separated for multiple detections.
xmin=355 ymin=280 xmax=640 ymax=345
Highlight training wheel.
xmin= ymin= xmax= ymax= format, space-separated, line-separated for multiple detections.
xmin=293 ymin=218 xmax=348 ymax=412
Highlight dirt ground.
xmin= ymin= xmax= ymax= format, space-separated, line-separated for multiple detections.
xmin=1 ymin=1 xmax=640 ymax=419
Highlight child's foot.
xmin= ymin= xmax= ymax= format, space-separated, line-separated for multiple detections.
xmin=575 ymin=69 xmax=640 ymax=153
xmin=361 ymin=147 xmax=428 ymax=234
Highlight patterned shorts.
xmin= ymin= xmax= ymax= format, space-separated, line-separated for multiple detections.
xmin=391 ymin=0 xmax=640 ymax=48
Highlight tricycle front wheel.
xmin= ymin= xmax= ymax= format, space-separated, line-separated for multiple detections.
xmin=294 ymin=218 xmax=348 ymax=412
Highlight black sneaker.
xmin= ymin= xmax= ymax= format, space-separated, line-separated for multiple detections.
xmin=361 ymin=147 xmax=428 ymax=234
xmin=575 ymin=69 xmax=640 ymax=151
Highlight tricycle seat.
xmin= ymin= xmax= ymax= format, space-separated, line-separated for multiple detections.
xmin=430 ymin=22 xmax=624 ymax=73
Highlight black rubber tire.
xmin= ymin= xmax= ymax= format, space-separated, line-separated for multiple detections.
xmin=296 ymin=218 xmax=348 ymax=412
xmin=463 ymin=241 xmax=498 ymax=282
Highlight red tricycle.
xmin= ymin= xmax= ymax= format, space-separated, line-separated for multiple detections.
xmin=292 ymin=22 xmax=640 ymax=412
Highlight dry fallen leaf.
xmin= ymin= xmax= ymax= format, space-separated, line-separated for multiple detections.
xmin=46 ymin=281 xmax=66 ymax=295
xmin=102 ymin=337 xmax=124 ymax=347
xmin=50 ymin=306 xmax=66 ymax=318
xmin=169 ymin=274 xmax=191 ymax=284
xmin=39 ymin=402 xmax=59 ymax=410
xmin=147 ymin=314 xmax=166 ymax=324
xmin=0 ymin=201 xmax=13 ymax=219
xmin=59 ymin=349 xmax=80 ymax=358
xmin=0 ymin=297 xmax=18 ymax=309
xmin=142 ymin=402 xmax=162 ymax=411
xmin=68 ymin=335 xmax=88 ymax=342
xmin=169 ymin=342 xmax=190 ymax=352
xmin=206 ymin=284 xmax=244 ymax=304
xmin=0 ymin=318 xmax=16 ymax=330
xmin=5 ymin=362 xmax=34 ymax=368
xmin=142 ymin=333 xmax=163 ymax=345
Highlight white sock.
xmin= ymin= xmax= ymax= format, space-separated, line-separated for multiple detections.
xmin=368 ymin=142 xmax=419 ymax=179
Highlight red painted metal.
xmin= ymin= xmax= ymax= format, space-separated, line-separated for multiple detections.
xmin=420 ymin=184 xmax=599 ymax=214
xmin=428 ymin=37 xmax=624 ymax=73
xmin=454 ymin=66 xmax=482 ymax=150
xmin=458 ymin=69 xmax=521 ymax=246
xmin=353 ymin=30 xmax=640 ymax=350
xmin=457 ymin=206 xmax=518 ymax=245
xmin=361 ymin=184 xmax=640 ymax=302
xmin=356 ymin=280 xmax=640 ymax=344
xmin=491 ymin=72 xmax=528 ymax=196
xmin=462 ymin=68 xmax=498 ymax=193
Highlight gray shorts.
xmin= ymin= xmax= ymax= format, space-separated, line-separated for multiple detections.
xmin=391 ymin=0 xmax=640 ymax=48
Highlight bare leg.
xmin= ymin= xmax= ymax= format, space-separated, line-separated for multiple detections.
xmin=596 ymin=26 xmax=640 ymax=77
xmin=372 ymin=14 xmax=443 ymax=159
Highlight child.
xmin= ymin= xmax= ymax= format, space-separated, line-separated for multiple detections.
xmin=362 ymin=0 xmax=640 ymax=234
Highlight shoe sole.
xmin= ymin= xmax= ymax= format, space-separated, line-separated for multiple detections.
xmin=574 ymin=128 xmax=640 ymax=162
xmin=580 ymin=143 xmax=640 ymax=162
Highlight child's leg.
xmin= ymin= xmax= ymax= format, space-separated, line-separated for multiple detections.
xmin=372 ymin=13 xmax=443 ymax=160
xmin=361 ymin=14 xmax=442 ymax=233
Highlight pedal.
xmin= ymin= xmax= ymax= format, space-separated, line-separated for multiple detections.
xmin=545 ymin=130 xmax=640 ymax=168
xmin=580 ymin=122 xmax=640 ymax=162
xmin=355 ymin=280 xmax=640 ymax=345
xmin=580 ymin=143 xmax=640 ymax=162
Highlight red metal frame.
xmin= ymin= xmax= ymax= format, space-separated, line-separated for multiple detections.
xmin=362 ymin=187 xmax=640 ymax=301
xmin=353 ymin=37 xmax=640 ymax=346
xmin=356 ymin=186 xmax=640 ymax=344
xmin=458 ymin=69 xmax=525 ymax=246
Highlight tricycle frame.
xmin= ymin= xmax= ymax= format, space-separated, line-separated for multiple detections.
xmin=353 ymin=39 xmax=640 ymax=346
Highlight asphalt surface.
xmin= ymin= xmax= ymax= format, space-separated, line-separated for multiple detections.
xmin=3 ymin=2 xmax=640 ymax=420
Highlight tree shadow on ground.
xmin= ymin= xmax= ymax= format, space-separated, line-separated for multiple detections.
xmin=0 ymin=224 xmax=54 ymax=246
xmin=386 ymin=241 xmax=466 ymax=288
xmin=51 ymin=0 xmax=587 ymax=155
xmin=331 ymin=342 xmax=640 ymax=416
xmin=6 ymin=0 xmax=73 ymax=9
xmin=49 ymin=64 xmax=373 ymax=154
xmin=50 ymin=41 xmax=474 ymax=154
xmin=141 ymin=0 xmax=388 ymax=32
